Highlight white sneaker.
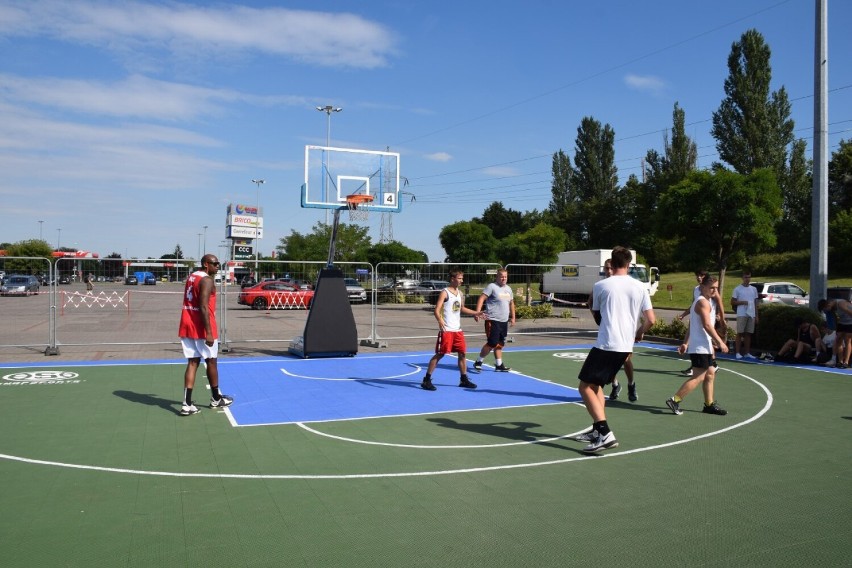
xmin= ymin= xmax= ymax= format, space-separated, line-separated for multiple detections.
xmin=735 ymin=353 xmax=743 ymax=360
xmin=744 ymin=354 xmax=757 ymax=360
xmin=210 ymin=394 xmax=234 ymax=408
xmin=572 ymin=428 xmax=596 ymax=443
xmin=583 ymin=431 xmax=618 ymax=453
xmin=180 ymin=402 xmax=199 ymax=416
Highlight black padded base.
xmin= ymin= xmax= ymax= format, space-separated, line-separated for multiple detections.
xmin=289 ymin=268 xmax=358 ymax=358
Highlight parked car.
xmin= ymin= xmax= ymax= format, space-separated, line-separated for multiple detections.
xmin=280 ymin=278 xmax=314 ymax=290
xmin=58 ymin=274 xmax=72 ymax=285
xmin=240 ymin=276 xmax=257 ymax=289
xmin=125 ymin=275 xmax=138 ymax=285
xmin=413 ymin=280 xmax=449 ymax=304
xmin=144 ymin=275 xmax=157 ymax=285
xmin=343 ymin=278 xmax=367 ymax=303
xmin=237 ymin=281 xmax=314 ymax=310
xmin=113 ymin=276 xmax=125 ymax=283
xmin=751 ymin=281 xmax=809 ymax=306
xmin=1 ymin=275 xmax=40 ymax=296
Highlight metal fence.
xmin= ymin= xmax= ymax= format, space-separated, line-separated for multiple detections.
xmin=0 ymin=258 xmax=586 ymax=357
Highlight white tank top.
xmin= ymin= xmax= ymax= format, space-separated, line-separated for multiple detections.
xmin=688 ymin=296 xmax=714 ymax=354
xmin=441 ymin=288 xmax=463 ymax=332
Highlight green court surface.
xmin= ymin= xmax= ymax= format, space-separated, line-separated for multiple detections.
xmin=0 ymin=346 xmax=849 ymax=567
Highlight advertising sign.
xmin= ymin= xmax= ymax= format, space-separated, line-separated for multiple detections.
xmin=228 ymin=226 xmax=263 ymax=239
xmin=233 ymin=245 xmax=254 ymax=260
xmin=228 ymin=215 xmax=263 ymax=229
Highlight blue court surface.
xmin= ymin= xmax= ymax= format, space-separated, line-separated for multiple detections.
xmin=220 ymin=352 xmax=580 ymax=426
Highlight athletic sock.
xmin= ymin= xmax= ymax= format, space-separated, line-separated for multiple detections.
xmin=183 ymin=388 xmax=193 ymax=406
xmin=673 ymin=395 xmax=682 ymax=403
xmin=593 ymin=420 xmax=610 ymax=436
xmin=495 ymin=358 xmax=502 ymax=366
xmin=211 ymin=386 xmax=221 ymax=400
xmin=424 ymin=373 xmax=431 ymax=380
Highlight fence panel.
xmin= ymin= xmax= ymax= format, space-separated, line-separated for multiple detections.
xmin=0 ymin=256 xmax=54 ymax=353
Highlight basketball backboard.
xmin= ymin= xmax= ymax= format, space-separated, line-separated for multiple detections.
xmin=302 ymin=145 xmax=401 ymax=213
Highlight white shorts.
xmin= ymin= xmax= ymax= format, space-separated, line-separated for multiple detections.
xmin=181 ymin=337 xmax=218 ymax=360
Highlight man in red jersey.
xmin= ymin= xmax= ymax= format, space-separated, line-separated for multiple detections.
xmin=177 ymin=254 xmax=232 ymax=416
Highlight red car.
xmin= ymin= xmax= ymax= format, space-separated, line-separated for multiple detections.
xmin=237 ymin=281 xmax=314 ymax=310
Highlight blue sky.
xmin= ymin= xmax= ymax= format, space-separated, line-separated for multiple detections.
xmin=1 ymin=0 xmax=850 ymax=263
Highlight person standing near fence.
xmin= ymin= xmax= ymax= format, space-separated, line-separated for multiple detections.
xmin=574 ymin=246 xmax=655 ymax=453
xmin=473 ymin=268 xmax=515 ymax=373
xmin=178 ymin=254 xmax=232 ymax=416
xmin=421 ymin=270 xmax=483 ymax=391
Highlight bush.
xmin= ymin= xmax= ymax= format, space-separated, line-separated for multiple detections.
xmin=753 ymin=303 xmax=823 ymax=352
xmin=648 ymin=317 xmax=689 ymax=341
xmin=516 ymin=303 xmax=552 ymax=319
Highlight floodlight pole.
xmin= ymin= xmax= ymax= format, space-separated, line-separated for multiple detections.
xmin=203 ymin=225 xmax=208 ymax=255
xmin=251 ymin=179 xmax=265 ymax=277
xmin=316 ymin=105 xmax=342 ymax=226
xmin=38 ymin=220 xmax=44 ymax=240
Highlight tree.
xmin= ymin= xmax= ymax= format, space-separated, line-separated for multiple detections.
xmin=657 ymin=168 xmax=782 ymax=293
xmin=438 ymin=221 xmax=498 ymax=263
xmin=279 ymin=223 xmax=371 ymax=262
xmin=366 ymin=241 xmax=428 ymax=266
xmin=475 ymin=202 xmax=524 ymax=240
xmin=547 ymin=149 xmax=579 ymax=242
xmin=501 ymin=222 xmax=566 ymax=305
xmin=711 ymin=29 xmax=794 ymax=180
xmin=775 ymin=139 xmax=812 ymax=251
xmin=572 ymin=116 xmax=619 ymax=246
xmin=828 ymin=138 xmax=852 ymax=214
xmin=3 ymin=239 xmax=54 ymax=275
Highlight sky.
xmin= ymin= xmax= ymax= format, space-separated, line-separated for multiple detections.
xmin=0 ymin=0 xmax=850 ymax=264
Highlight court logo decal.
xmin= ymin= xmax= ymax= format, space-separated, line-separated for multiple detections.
xmin=553 ymin=352 xmax=588 ymax=361
xmin=1 ymin=370 xmax=82 ymax=385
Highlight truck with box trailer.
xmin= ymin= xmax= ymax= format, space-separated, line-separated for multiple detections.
xmin=539 ymin=249 xmax=659 ymax=304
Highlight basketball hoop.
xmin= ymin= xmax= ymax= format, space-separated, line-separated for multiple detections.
xmin=345 ymin=194 xmax=374 ymax=222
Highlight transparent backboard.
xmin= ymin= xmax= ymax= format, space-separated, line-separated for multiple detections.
xmin=302 ymin=145 xmax=401 ymax=212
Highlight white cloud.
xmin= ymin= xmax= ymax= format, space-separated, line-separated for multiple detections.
xmin=424 ymin=152 xmax=452 ymax=162
xmin=0 ymin=0 xmax=398 ymax=69
xmin=624 ymin=73 xmax=667 ymax=94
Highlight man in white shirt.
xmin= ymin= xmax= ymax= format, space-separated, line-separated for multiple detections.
xmin=730 ymin=272 xmax=759 ymax=360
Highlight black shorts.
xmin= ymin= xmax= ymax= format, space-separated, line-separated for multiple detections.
xmin=689 ymin=353 xmax=714 ymax=369
xmin=484 ymin=320 xmax=509 ymax=348
xmin=578 ymin=347 xmax=630 ymax=387
xmin=837 ymin=323 xmax=852 ymax=333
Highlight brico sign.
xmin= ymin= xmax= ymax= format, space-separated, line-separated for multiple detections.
xmin=228 ymin=215 xmax=263 ymax=229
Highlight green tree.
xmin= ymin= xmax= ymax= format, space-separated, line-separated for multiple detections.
xmin=572 ymin=116 xmax=619 ymax=246
xmin=475 ymin=202 xmax=524 ymax=240
xmin=366 ymin=241 xmax=428 ymax=266
xmin=439 ymin=221 xmax=498 ymax=263
xmin=828 ymin=138 xmax=852 ymax=214
xmin=279 ymin=223 xmax=371 ymax=263
xmin=657 ymin=168 xmax=782 ymax=292
xmin=4 ymin=239 xmax=54 ymax=275
xmin=711 ymin=29 xmax=795 ymax=180
xmin=547 ymin=149 xmax=580 ymax=243
xmin=775 ymin=139 xmax=812 ymax=251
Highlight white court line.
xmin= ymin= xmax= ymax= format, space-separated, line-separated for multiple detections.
xmin=280 ymin=363 xmax=423 ymax=381
xmin=0 ymin=349 xmax=773 ymax=479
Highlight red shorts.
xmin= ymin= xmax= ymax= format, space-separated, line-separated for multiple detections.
xmin=435 ymin=330 xmax=466 ymax=354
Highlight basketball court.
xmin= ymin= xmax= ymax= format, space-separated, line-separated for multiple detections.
xmin=1 ymin=344 xmax=849 ymax=566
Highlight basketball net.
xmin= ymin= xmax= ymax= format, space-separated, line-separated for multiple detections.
xmin=346 ymin=194 xmax=374 ymax=223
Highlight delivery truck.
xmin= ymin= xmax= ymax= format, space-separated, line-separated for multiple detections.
xmin=539 ymin=249 xmax=659 ymax=304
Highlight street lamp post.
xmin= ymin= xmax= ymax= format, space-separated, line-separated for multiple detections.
xmin=38 ymin=220 xmax=44 ymax=240
xmin=203 ymin=225 xmax=208 ymax=255
xmin=197 ymin=233 xmax=202 ymax=263
xmin=56 ymin=228 xmax=61 ymax=250
xmin=316 ymin=105 xmax=342 ymax=225
xmin=251 ymin=179 xmax=264 ymax=277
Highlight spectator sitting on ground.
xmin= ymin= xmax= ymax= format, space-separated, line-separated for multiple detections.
xmin=776 ymin=317 xmax=821 ymax=363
